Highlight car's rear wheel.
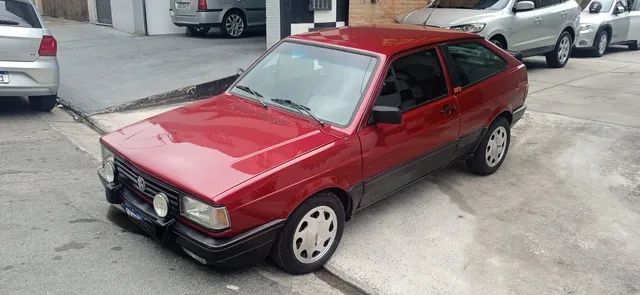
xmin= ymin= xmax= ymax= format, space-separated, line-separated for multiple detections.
xmin=466 ymin=117 xmax=511 ymax=175
xmin=270 ymin=192 xmax=345 ymax=274
xmin=186 ymin=26 xmax=210 ymax=36
xmin=628 ymin=40 xmax=640 ymax=51
xmin=546 ymin=31 xmax=572 ymax=68
xmin=221 ymin=11 xmax=246 ymax=38
xmin=28 ymin=95 xmax=57 ymax=112
xmin=592 ymin=30 xmax=609 ymax=57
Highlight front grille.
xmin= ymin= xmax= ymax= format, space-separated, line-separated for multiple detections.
xmin=114 ymin=157 xmax=181 ymax=217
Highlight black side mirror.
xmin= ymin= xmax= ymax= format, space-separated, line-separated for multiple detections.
xmin=614 ymin=4 xmax=626 ymax=14
xmin=589 ymin=1 xmax=602 ymax=13
xmin=372 ymin=105 xmax=401 ymax=124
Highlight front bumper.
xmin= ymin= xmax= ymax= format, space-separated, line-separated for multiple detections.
xmin=170 ymin=10 xmax=223 ymax=26
xmin=98 ymin=167 xmax=284 ymax=267
xmin=0 ymin=57 xmax=59 ymax=97
xmin=575 ymin=28 xmax=597 ymax=49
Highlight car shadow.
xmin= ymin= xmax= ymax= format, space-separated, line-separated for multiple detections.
xmin=0 ymin=96 xmax=39 ymax=117
xmin=185 ymin=26 xmax=266 ymax=39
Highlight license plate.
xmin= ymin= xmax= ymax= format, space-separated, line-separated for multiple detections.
xmin=175 ymin=3 xmax=189 ymax=9
xmin=124 ymin=204 xmax=157 ymax=237
xmin=0 ymin=71 xmax=9 ymax=84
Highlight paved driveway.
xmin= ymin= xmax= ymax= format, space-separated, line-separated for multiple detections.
xmin=326 ymin=49 xmax=640 ymax=294
xmin=48 ymin=18 xmax=265 ymax=115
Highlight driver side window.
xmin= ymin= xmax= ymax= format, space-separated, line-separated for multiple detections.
xmin=375 ymin=48 xmax=448 ymax=112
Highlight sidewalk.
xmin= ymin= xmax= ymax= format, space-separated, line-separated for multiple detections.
xmin=46 ymin=17 xmax=265 ymax=115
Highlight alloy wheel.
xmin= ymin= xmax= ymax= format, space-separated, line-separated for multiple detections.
xmin=225 ymin=14 xmax=244 ymax=37
xmin=558 ymin=35 xmax=571 ymax=64
xmin=598 ymin=33 xmax=608 ymax=55
xmin=292 ymin=205 xmax=338 ymax=264
xmin=485 ymin=126 xmax=508 ymax=167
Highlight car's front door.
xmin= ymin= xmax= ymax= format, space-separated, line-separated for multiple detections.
xmin=610 ymin=0 xmax=631 ymax=42
xmin=358 ymin=47 xmax=460 ymax=207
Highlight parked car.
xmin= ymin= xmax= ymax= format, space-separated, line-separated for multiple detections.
xmin=97 ymin=24 xmax=528 ymax=274
xmin=396 ymin=0 xmax=581 ymax=68
xmin=0 ymin=0 xmax=59 ymax=111
xmin=575 ymin=0 xmax=640 ymax=56
xmin=169 ymin=0 xmax=265 ymax=38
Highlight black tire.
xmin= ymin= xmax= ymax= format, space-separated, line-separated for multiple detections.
xmin=591 ymin=30 xmax=609 ymax=57
xmin=186 ymin=26 xmax=210 ymax=36
xmin=628 ymin=40 xmax=640 ymax=51
xmin=466 ymin=117 xmax=511 ymax=175
xmin=270 ymin=191 xmax=345 ymax=275
xmin=546 ymin=31 xmax=573 ymax=68
xmin=221 ymin=11 xmax=247 ymax=38
xmin=28 ymin=95 xmax=57 ymax=112
xmin=489 ymin=37 xmax=506 ymax=50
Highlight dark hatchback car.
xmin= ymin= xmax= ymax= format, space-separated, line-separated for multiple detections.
xmin=98 ymin=24 xmax=528 ymax=274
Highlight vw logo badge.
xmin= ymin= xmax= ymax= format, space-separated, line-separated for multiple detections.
xmin=136 ymin=176 xmax=146 ymax=192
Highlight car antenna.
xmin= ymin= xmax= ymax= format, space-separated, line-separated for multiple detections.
xmin=423 ymin=0 xmax=443 ymax=26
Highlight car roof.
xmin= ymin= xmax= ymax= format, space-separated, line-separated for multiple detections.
xmin=288 ymin=24 xmax=482 ymax=56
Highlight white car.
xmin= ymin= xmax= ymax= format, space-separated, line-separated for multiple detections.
xmin=396 ymin=0 xmax=581 ymax=68
xmin=0 ymin=0 xmax=59 ymax=111
xmin=575 ymin=0 xmax=640 ymax=56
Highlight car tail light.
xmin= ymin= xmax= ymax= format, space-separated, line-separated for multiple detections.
xmin=39 ymin=35 xmax=57 ymax=57
xmin=198 ymin=0 xmax=207 ymax=10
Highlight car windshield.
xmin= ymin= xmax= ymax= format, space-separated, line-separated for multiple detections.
xmin=0 ymin=0 xmax=41 ymax=28
xmin=578 ymin=0 xmax=614 ymax=11
xmin=433 ymin=0 xmax=511 ymax=10
xmin=230 ymin=42 xmax=377 ymax=127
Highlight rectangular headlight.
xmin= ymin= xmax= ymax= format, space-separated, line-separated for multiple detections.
xmin=180 ymin=195 xmax=230 ymax=230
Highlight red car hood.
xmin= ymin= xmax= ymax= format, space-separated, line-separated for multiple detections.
xmin=101 ymin=94 xmax=339 ymax=201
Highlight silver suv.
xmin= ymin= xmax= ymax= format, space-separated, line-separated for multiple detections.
xmin=170 ymin=0 xmax=265 ymax=38
xmin=575 ymin=0 xmax=640 ymax=56
xmin=0 ymin=0 xmax=59 ymax=111
xmin=397 ymin=0 xmax=581 ymax=68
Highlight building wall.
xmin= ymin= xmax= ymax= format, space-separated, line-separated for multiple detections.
xmin=145 ymin=0 xmax=184 ymax=35
xmin=110 ymin=0 xmax=135 ymax=33
xmin=349 ymin=0 xmax=428 ymax=25
xmin=42 ymin=0 xmax=89 ymax=21
xmin=266 ymin=0 xmax=281 ymax=47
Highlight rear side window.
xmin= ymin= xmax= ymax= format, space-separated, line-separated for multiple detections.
xmin=0 ymin=0 xmax=41 ymax=28
xmin=376 ymin=49 xmax=448 ymax=111
xmin=446 ymin=43 xmax=507 ymax=88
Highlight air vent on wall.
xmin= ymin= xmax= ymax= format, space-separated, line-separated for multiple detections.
xmin=309 ymin=0 xmax=332 ymax=11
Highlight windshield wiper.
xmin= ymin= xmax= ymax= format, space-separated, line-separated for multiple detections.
xmin=235 ymin=84 xmax=268 ymax=109
xmin=270 ymin=98 xmax=324 ymax=127
xmin=0 ymin=20 xmax=20 ymax=26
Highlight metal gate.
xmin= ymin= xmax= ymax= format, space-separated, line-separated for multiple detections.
xmin=95 ymin=0 xmax=112 ymax=24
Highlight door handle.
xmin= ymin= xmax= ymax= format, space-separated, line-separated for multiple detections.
xmin=440 ymin=104 xmax=457 ymax=115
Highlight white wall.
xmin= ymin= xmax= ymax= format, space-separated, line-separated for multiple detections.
xmin=266 ymin=0 xmax=280 ymax=48
xmin=111 ymin=0 xmax=136 ymax=34
xmin=145 ymin=0 xmax=183 ymax=35
xmin=87 ymin=0 xmax=97 ymax=23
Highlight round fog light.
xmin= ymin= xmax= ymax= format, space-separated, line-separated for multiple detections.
xmin=153 ymin=193 xmax=169 ymax=218
xmin=103 ymin=160 xmax=115 ymax=183
xmin=579 ymin=40 xmax=588 ymax=46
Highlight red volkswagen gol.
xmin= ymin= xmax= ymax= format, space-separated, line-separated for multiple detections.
xmin=98 ymin=24 xmax=528 ymax=274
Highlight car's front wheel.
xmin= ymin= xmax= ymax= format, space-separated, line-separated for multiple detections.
xmin=592 ymin=30 xmax=609 ymax=57
xmin=28 ymin=95 xmax=57 ymax=112
xmin=270 ymin=192 xmax=345 ymax=274
xmin=546 ymin=31 xmax=572 ymax=68
xmin=466 ymin=117 xmax=511 ymax=175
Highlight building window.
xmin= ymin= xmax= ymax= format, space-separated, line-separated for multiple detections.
xmin=309 ymin=0 xmax=332 ymax=11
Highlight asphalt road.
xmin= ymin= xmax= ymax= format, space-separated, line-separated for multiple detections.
xmin=0 ymin=99 xmax=357 ymax=295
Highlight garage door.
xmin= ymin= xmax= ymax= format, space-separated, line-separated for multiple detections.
xmin=95 ymin=0 xmax=112 ymax=24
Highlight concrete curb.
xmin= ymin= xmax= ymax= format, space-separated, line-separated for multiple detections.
xmin=58 ymin=74 xmax=239 ymax=117
xmin=323 ymin=264 xmax=378 ymax=295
